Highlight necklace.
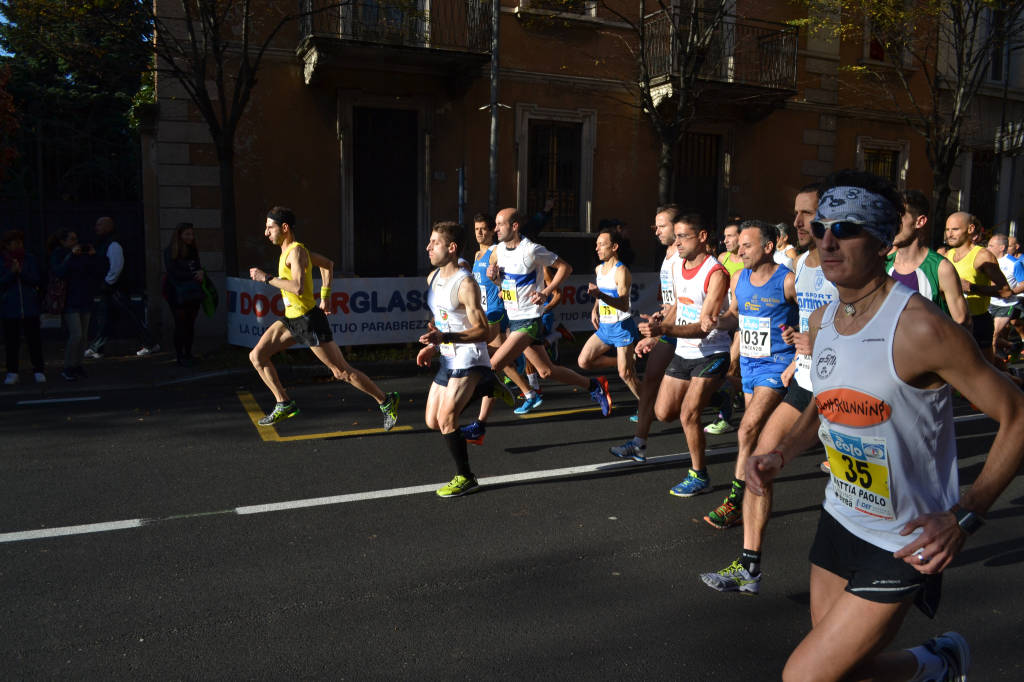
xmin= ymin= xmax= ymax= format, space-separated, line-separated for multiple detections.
xmin=839 ymin=279 xmax=887 ymax=316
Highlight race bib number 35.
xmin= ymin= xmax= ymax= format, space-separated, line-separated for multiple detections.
xmin=739 ymin=315 xmax=770 ymax=358
xmin=819 ymin=426 xmax=894 ymax=520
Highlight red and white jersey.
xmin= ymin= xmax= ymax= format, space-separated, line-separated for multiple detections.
xmin=673 ymin=254 xmax=730 ymax=359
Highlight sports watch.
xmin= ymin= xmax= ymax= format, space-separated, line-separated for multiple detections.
xmin=952 ymin=506 xmax=984 ymax=535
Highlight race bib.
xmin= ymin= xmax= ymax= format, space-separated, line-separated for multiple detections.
xmin=819 ymin=425 xmax=893 ymax=520
xmin=599 ymin=302 xmax=617 ymax=322
xmin=436 ymin=315 xmax=455 ymax=358
xmin=660 ymin=272 xmax=674 ymax=306
xmin=739 ymin=314 xmax=770 ymax=358
xmin=676 ymin=303 xmax=699 ymax=326
xmin=795 ymin=310 xmax=811 ymax=374
xmin=500 ymin=277 xmax=519 ymax=312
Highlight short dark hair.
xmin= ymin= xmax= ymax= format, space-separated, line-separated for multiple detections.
xmin=597 ymin=227 xmax=622 ymax=248
xmin=432 ymin=220 xmax=463 ymax=250
xmin=901 ymin=190 xmax=929 ymax=219
xmin=676 ymin=213 xmax=705 ymax=231
xmin=740 ymin=219 xmax=776 ymax=249
xmin=267 ymin=206 xmax=296 ymax=229
xmin=472 ymin=212 xmax=491 ymax=227
xmin=798 ymin=182 xmax=822 ymax=198
xmin=723 ymin=215 xmax=743 ymax=230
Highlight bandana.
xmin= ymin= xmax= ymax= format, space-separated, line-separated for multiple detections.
xmin=815 ymin=185 xmax=900 ymax=247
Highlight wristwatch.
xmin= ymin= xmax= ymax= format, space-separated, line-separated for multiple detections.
xmin=952 ymin=506 xmax=985 ymax=535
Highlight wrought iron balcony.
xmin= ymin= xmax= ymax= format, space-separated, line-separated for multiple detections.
xmin=300 ymin=0 xmax=493 ymax=54
xmin=643 ymin=11 xmax=797 ymax=92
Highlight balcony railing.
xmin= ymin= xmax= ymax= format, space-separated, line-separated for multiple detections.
xmin=643 ymin=11 xmax=797 ymax=91
xmin=300 ymin=0 xmax=493 ymax=54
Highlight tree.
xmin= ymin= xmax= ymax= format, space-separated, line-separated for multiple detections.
xmin=149 ymin=0 xmax=347 ymax=276
xmin=803 ymin=0 xmax=1024 ymax=229
xmin=602 ymin=0 xmax=733 ymax=205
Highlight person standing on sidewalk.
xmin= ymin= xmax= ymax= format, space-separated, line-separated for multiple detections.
xmin=1 ymin=230 xmax=45 ymax=384
xmin=48 ymin=229 xmax=104 ymax=381
xmin=84 ymin=216 xmax=159 ymax=359
xmin=248 ymin=206 xmax=399 ymax=429
xmin=163 ymin=222 xmax=205 ymax=367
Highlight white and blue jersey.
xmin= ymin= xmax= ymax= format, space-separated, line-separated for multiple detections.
xmin=736 ymin=265 xmax=797 ymax=391
xmin=594 ymin=260 xmax=638 ymax=347
xmin=794 ymin=252 xmax=838 ymax=391
xmin=472 ymin=245 xmax=503 ymax=316
xmin=495 ymin=236 xmax=559 ymax=321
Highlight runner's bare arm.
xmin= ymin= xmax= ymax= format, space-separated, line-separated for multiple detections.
xmin=542 ymin=265 xmax=563 ymax=312
xmin=891 ymin=299 xmax=1024 ymax=571
xmin=936 ymin=258 xmax=969 ymax=326
xmin=532 ymin=259 xmax=571 ymax=305
xmin=970 ymin=249 xmax=1013 ymax=299
xmin=699 ymin=268 xmax=729 ymax=332
xmin=714 ymin=270 xmax=742 ymax=332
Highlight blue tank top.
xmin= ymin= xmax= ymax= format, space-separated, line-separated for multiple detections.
xmin=735 ymin=265 xmax=797 ymax=363
xmin=472 ymin=245 xmax=502 ymax=314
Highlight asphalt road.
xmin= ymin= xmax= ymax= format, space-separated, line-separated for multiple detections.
xmin=2 ymin=369 xmax=1022 ymax=679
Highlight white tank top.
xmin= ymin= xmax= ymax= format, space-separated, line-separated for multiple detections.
xmin=674 ymin=255 xmax=731 ymax=359
xmin=595 ymin=261 xmax=630 ymax=324
xmin=660 ymin=250 xmax=680 ymax=307
xmin=428 ymin=269 xmax=489 ymax=370
xmin=794 ymin=251 xmax=838 ymax=391
xmin=991 ymin=255 xmax=1019 ymax=307
xmin=812 ymin=283 xmax=958 ymax=552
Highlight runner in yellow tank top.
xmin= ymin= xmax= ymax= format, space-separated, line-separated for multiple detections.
xmin=247 ymin=205 xmax=400 ymax=429
xmin=717 ymin=220 xmax=744 ymax=278
xmin=944 ymin=211 xmax=1011 ymax=364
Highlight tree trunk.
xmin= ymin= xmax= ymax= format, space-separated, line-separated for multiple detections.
xmin=217 ymin=140 xmax=238 ymax=277
xmin=931 ymin=168 xmax=953 ymax=250
xmin=658 ymin=140 xmax=675 ymax=206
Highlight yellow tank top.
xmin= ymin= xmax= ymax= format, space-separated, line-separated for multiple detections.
xmin=946 ymin=244 xmax=990 ymax=316
xmin=722 ymin=252 xmax=743 ymax=277
xmin=279 ymin=241 xmax=315 ymax=318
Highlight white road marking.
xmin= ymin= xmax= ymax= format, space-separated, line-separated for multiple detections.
xmin=0 ymin=416 xmax=997 ymax=544
xmin=16 ymin=396 xmax=101 ymax=406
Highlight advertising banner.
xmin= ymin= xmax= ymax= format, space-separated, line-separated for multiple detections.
xmin=226 ymin=273 xmax=660 ymax=348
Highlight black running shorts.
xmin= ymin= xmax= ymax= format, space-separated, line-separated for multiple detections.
xmin=281 ymin=307 xmax=333 ymax=347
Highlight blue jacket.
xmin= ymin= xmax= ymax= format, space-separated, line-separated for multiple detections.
xmin=50 ymin=246 xmax=105 ymax=313
xmin=0 ymin=250 xmax=42 ymax=318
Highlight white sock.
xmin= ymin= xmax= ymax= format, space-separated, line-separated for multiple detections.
xmin=525 ymin=390 xmax=537 ymax=401
xmin=633 ymin=437 xmax=647 ymax=448
xmin=906 ymin=645 xmax=945 ymax=682
xmin=527 ymin=373 xmax=540 ymax=390
xmin=546 ymin=331 xmax=561 ymax=344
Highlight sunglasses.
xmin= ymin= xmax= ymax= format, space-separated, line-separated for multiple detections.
xmin=810 ymin=218 xmax=871 ymax=240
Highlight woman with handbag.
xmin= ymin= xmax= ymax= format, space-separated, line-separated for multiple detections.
xmin=164 ymin=222 xmax=204 ymax=366
xmin=1 ymin=230 xmax=45 ymax=384
xmin=48 ymin=229 xmax=104 ymax=381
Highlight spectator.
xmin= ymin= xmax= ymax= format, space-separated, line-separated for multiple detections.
xmin=48 ymin=229 xmax=104 ymax=381
xmin=773 ymin=222 xmax=798 ymax=269
xmin=84 ymin=216 xmax=159 ymax=359
xmin=0 ymin=229 xmax=45 ymax=384
xmin=163 ymin=222 xmax=205 ymax=366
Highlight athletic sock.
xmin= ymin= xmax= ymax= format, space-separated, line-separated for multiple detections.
xmin=740 ymin=549 xmax=761 ymax=576
xmin=527 ymin=372 xmax=540 ymax=391
xmin=729 ymin=479 xmax=745 ymax=501
xmin=693 ymin=467 xmax=708 ymax=477
xmin=633 ymin=437 xmax=647 ymax=447
xmin=443 ymin=431 xmax=473 ymax=478
xmin=525 ymin=390 xmax=537 ymax=401
xmin=906 ymin=644 xmax=946 ymax=682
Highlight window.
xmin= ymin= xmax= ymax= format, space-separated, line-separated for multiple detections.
xmin=985 ymin=7 xmax=1009 ymax=83
xmin=515 ymin=104 xmax=596 ymax=232
xmin=856 ymin=136 xmax=909 ymax=190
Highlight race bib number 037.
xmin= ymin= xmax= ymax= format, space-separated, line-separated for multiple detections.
xmin=739 ymin=314 xmax=770 ymax=358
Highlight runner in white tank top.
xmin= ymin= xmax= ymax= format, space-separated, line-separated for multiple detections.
xmin=741 ymin=174 xmax=1024 ymax=682
xmin=418 ymin=222 xmax=507 ymax=499
xmin=609 ymin=206 xmax=686 ymax=463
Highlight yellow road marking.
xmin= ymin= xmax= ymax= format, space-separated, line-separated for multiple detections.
xmin=515 ymin=405 xmax=604 ymax=420
xmin=237 ymin=390 xmax=413 ymax=441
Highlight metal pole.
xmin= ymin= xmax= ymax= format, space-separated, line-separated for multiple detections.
xmin=488 ymin=0 xmax=500 ymax=216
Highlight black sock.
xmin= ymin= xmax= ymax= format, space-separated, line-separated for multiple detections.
xmin=693 ymin=468 xmax=708 ymax=477
xmin=444 ymin=431 xmax=473 ymax=478
xmin=740 ymin=549 xmax=761 ymax=576
xmin=729 ymin=479 xmax=745 ymax=501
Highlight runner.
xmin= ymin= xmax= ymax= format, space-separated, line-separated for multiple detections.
xmin=985 ymin=233 xmax=1024 ymax=361
xmin=416 ymin=222 xmax=494 ymax=498
xmin=578 ymin=228 xmax=641 ymax=401
xmin=699 ymin=184 xmax=836 ymax=592
xmin=704 ymin=217 xmax=745 ymax=435
xmin=247 ymin=206 xmax=399 ymax=429
xmin=885 ymin=190 xmax=968 ymax=325
xmin=703 ymin=219 xmax=797 ymax=529
xmin=486 ymin=208 xmax=613 ymax=415
xmin=637 ymin=214 xmax=730 ymax=495
xmin=608 ymin=205 xmax=682 ymax=462
xmin=945 ymin=211 xmax=1012 ymax=363
xmin=745 ymin=169 xmax=1024 ymax=681
xmin=460 ymin=213 xmax=531 ymax=445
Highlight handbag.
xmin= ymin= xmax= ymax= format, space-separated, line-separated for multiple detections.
xmin=200 ymin=276 xmax=218 ymax=317
xmin=43 ymin=274 xmax=67 ymax=314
